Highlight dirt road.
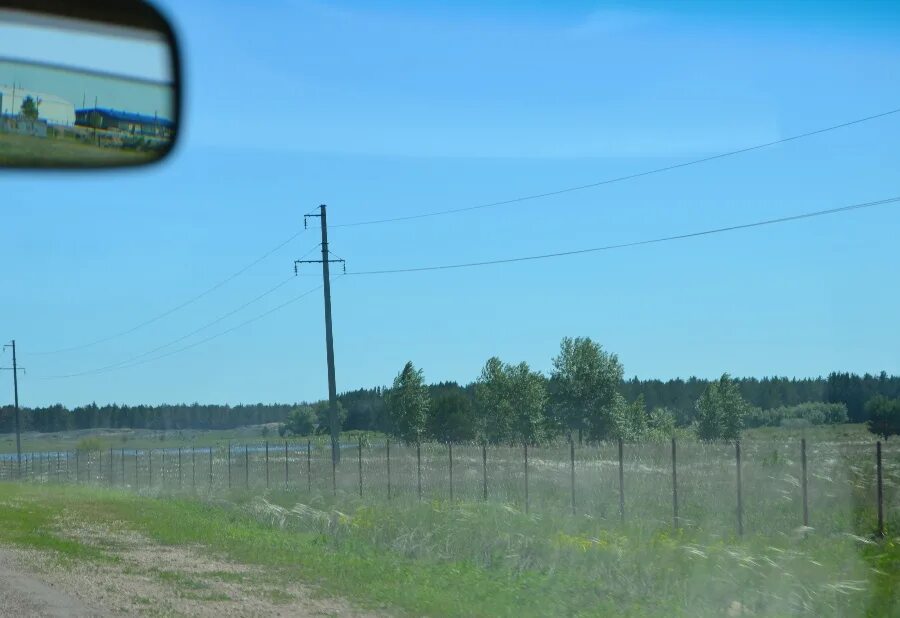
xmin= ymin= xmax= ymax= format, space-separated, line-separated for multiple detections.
xmin=0 ymin=522 xmax=382 ymax=617
xmin=0 ymin=548 xmax=104 ymax=617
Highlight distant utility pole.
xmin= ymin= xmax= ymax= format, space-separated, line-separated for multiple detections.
xmin=2 ymin=340 xmax=25 ymax=476
xmin=295 ymin=204 xmax=345 ymax=465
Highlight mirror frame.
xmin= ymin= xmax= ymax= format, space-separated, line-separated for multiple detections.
xmin=0 ymin=0 xmax=182 ymax=169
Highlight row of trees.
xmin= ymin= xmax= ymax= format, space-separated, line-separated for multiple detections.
xmin=381 ymin=338 xmax=745 ymax=445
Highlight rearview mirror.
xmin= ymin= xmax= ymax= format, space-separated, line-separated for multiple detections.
xmin=0 ymin=0 xmax=180 ymax=168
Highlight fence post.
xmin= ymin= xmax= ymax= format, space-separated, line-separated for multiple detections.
xmin=209 ymin=445 xmax=213 ymax=489
xmin=178 ymin=447 xmax=183 ymax=489
xmin=227 ymin=442 xmax=232 ymax=489
xmin=284 ymin=441 xmax=289 ymax=490
xmin=482 ymin=442 xmax=488 ymax=501
xmin=358 ymin=436 xmax=363 ymax=498
xmin=736 ymin=441 xmax=743 ymax=537
xmin=448 ymin=442 xmax=454 ymax=502
xmin=386 ymin=438 xmax=391 ymax=501
xmin=149 ymin=449 xmax=153 ymax=488
xmin=671 ymin=438 xmax=679 ymax=530
xmin=523 ymin=443 xmax=529 ymax=514
xmin=135 ymin=450 xmax=139 ymax=491
xmin=265 ymin=440 xmax=270 ymax=490
xmin=416 ymin=442 xmax=424 ymax=501
xmin=801 ymin=438 xmax=809 ymax=527
xmin=98 ymin=449 xmax=102 ymax=485
xmin=331 ymin=441 xmax=337 ymax=497
xmin=109 ymin=448 xmax=114 ymax=487
xmin=161 ymin=450 xmax=165 ymax=485
xmin=618 ymin=438 xmax=625 ymax=524
xmin=75 ymin=450 xmax=79 ymax=483
xmin=307 ymin=440 xmax=311 ymax=493
xmin=570 ymin=439 xmax=576 ymax=515
xmin=245 ymin=445 xmax=249 ymax=489
xmin=877 ymin=441 xmax=884 ymax=539
xmin=192 ymin=446 xmax=196 ymax=490
xmin=56 ymin=452 xmax=61 ymax=484
xmin=121 ymin=448 xmax=125 ymax=488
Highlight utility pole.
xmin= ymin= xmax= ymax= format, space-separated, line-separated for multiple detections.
xmin=295 ymin=205 xmax=345 ymax=465
xmin=2 ymin=340 xmax=25 ymax=476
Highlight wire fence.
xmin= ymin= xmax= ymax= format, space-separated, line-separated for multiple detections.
xmin=0 ymin=436 xmax=896 ymax=538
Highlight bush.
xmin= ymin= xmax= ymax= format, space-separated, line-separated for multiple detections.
xmin=75 ymin=437 xmax=104 ymax=452
xmin=746 ymin=402 xmax=849 ymax=428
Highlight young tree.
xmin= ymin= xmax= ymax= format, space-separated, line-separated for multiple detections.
xmin=427 ymin=390 xmax=476 ymax=443
xmin=385 ymin=361 xmax=430 ymax=443
xmin=695 ymin=373 xmax=749 ymax=442
xmin=866 ymin=396 xmax=900 ymax=440
xmin=474 ymin=357 xmax=514 ymax=443
xmin=280 ymin=406 xmax=316 ymax=437
xmin=550 ymin=337 xmax=623 ymax=442
xmin=20 ymin=95 xmax=40 ymax=121
xmin=474 ymin=357 xmax=547 ymax=444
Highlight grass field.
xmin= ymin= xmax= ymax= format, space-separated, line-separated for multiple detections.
xmin=0 ymin=424 xmax=897 ymax=615
xmin=0 ymin=132 xmax=159 ymax=167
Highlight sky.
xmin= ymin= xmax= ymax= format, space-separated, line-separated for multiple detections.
xmin=1 ymin=0 xmax=899 ymax=407
xmin=0 ymin=11 xmax=173 ymax=117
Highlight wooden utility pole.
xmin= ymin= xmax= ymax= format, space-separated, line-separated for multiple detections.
xmin=295 ymin=205 xmax=345 ymax=465
xmin=2 ymin=340 xmax=24 ymax=476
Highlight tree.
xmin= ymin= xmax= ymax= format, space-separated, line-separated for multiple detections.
xmin=20 ymin=95 xmax=39 ymax=121
xmin=865 ymin=396 xmax=900 ymax=440
xmin=474 ymin=357 xmax=547 ymax=444
xmin=603 ymin=393 xmax=648 ymax=442
xmin=313 ymin=401 xmax=346 ymax=435
xmin=428 ymin=390 xmax=475 ymax=443
xmin=695 ymin=374 xmax=749 ymax=442
xmin=280 ymin=406 xmax=316 ymax=436
xmin=550 ymin=337 xmax=623 ymax=442
xmin=385 ymin=361 xmax=430 ymax=443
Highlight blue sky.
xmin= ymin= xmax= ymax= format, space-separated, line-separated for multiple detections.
xmin=1 ymin=0 xmax=899 ymax=407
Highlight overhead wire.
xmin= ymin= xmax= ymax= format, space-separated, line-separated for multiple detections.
xmin=331 ymin=107 xmax=900 ymax=228
xmin=36 ymin=281 xmax=330 ymax=379
xmin=27 ymin=229 xmax=312 ymax=356
xmin=344 ymin=196 xmax=900 ymax=275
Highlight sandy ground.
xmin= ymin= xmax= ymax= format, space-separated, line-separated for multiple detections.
xmin=0 ymin=518 xmax=384 ymax=617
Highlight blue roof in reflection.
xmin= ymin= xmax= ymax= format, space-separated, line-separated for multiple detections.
xmin=75 ymin=107 xmax=174 ymax=128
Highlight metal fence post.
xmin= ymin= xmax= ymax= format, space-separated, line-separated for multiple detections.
xmin=801 ymin=438 xmax=809 ymax=527
xmin=121 ymin=448 xmax=125 ymax=487
xmin=736 ymin=441 xmax=743 ymax=537
xmin=877 ymin=441 xmax=884 ymax=538
xmin=245 ymin=444 xmax=249 ymax=489
xmin=358 ymin=436 xmax=363 ymax=498
xmin=618 ymin=438 xmax=625 ymax=524
xmin=192 ymin=446 xmax=196 ymax=490
xmin=417 ymin=441 xmax=422 ymax=501
xmin=178 ymin=447 xmax=183 ymax=489
xmin=482 ymin=442 xmax=488 ymax=502
xmin=284 ymin=440 xmax=289 ymax=490
xmin=671 ymin=438 xmax=679 ymax=530
xmin=570 ymin=439 xmax=576 ymax=515
xmin=386 ymin=438 xmax=391 ymax=501
xmin=523 ymin=443 xmax=529 ymax=514
xmin=307 ymin=440 xmax=311 ymax=493
xmin=209 ymin=445 xmax=214 ymax=489
xmin=448 ymin=442 xmax=454 ymax=502
xmin=149 ymin=449 xmax=153 ymax=488
xmin=265 ymin=440 xmax=270 ymax=490
xmin=75 ymin=450 xmax=79 ymax=483
xmin=227 ymin=442 xmax=232 ymax=489
xmin=331 ymin=441 xmax=337 ymax=497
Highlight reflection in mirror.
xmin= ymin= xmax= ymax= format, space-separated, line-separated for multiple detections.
xmin=0 ymin=8 xmax=177 ymax=168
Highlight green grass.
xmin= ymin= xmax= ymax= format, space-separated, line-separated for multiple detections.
xmin=0 ymin=478 xmax=897 ymax=617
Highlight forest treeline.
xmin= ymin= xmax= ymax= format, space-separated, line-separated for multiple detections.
xmin=1 ymin=351 xmax=898 ymax=436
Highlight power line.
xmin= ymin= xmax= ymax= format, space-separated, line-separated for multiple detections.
xmin=332 ymin=107 xmax=900 ymax=228
xmin=28 ymin=230 xmax=311 ymax=356
xmin=36 ymin=275 xmax=298 ymax=379
xmin=344 ymin=196 xmax=900 ymax=275
xmin=36 ymin=283 xmax=327 ymax=379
